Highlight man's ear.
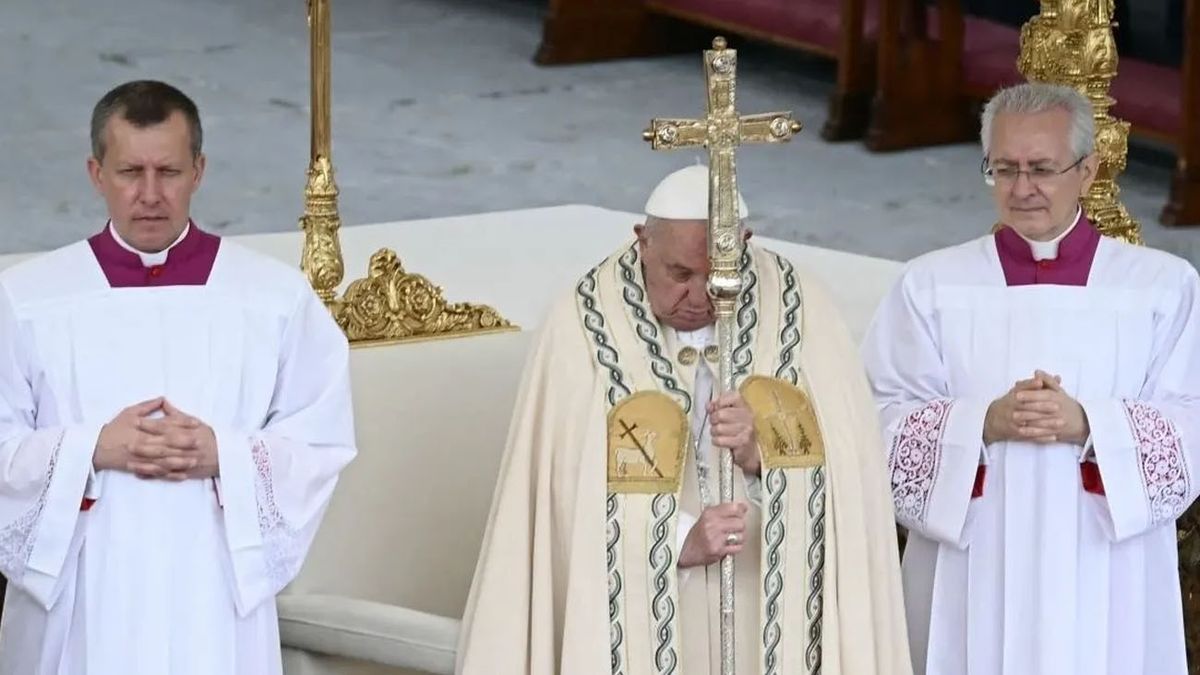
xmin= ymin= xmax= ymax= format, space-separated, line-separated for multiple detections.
xmin=191 ymin=152 xmax=207 ymax=191
xmin=1078 ymin=152 xmax=1100 ymax=195
xmin=635 ymin=222 xmax=652 ymax=254
xmin=87 ymin=156 xmax=104 ymax=194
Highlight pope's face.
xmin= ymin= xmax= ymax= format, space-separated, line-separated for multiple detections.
xmin=636 ymin=219 xmax=715 ymax=332
xmin=87 ymin=110 xmax=205 ymax=252
xmin=986 ymin=108 xmax=1097 ymax=241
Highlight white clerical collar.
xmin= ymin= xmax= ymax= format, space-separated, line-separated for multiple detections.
xmin=1018 ymin=206 xmax=1081 ymax=261
xmin=675 ymin=324 xmax=715 ymax=348
xmin=108 ymin=221 xmax=190 ymax=267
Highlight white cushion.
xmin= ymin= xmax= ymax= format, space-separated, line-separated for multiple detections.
xmin=278 ymin=594 xmax=458 ymax=674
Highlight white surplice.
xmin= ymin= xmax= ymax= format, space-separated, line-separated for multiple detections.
xmin=862 ymin=233 xmax=1200 ymax=675
xmin=0 ymin=234 xmax=356 ymax=674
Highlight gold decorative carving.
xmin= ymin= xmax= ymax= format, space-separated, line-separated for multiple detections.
xmin=300 ymin=155 xmax=344 ymax=304
xmin=335 ymin=249 xmax=515 ymax=345
xmin=300 ymin=0 xmax=515 ymax=345
xmin=1017 ymin=0 xmax=1141 ymax=244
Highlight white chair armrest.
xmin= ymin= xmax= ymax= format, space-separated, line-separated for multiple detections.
xmin=277 ymin=594 xmax=459 ymax=674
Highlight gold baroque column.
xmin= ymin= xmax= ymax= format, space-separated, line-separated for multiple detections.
xmin=299 ymin=0 xmax=515 ymax=346
xmin=1017 ymin=0 xmax=1141 ymax=244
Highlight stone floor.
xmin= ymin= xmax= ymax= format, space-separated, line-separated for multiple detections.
xmin=1 ymin=0 xmax=1195 ymax=264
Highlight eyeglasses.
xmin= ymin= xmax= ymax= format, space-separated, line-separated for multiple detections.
xmin=981 ymin=155 xmax=1087 ymax=187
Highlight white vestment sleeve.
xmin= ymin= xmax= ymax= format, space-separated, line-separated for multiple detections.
xmin=82 ymin=465 xmax=103 ymax=501
xmin=1082 ymin=268 xmax=1200 ymax=542
xmin=0 ymin=285 xmax=102 ymax=609
xmin=675 ymin=510 xmax=697 ymax=584
xmin=744 ymin=472 xmax=763 ymax=507
xmin=214 ymin=288 xmax=357 ymax=617
xmin=861 ymin=269 xmax=988 ymax=549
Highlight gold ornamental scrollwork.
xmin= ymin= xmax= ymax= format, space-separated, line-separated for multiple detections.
xmin=300 ymin=155 xmax=344 ymax=304
xmin=300 ymin=0 xmax=515 ymax=346
xmin=335 ymin=249 xmax=514 ymax=345
xmin=1017 ymin=0 xmax=1141 ymax=244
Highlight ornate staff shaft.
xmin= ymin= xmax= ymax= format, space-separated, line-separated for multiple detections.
xmin=711 ymin=218 xmax=740 ymax=675
xmin=704 ymin=46 xmax=744 ymax=675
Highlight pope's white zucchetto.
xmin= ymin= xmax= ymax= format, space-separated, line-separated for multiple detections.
xmin=643 ymin=164 xmax=749 ymax=220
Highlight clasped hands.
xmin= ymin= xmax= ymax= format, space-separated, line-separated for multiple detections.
xmin=983 ymin=370 xmax=1090 ymax=446
xmin=680 ymin=392 xmax=760 ymax=569
xmin=93 ymin=397 xmax=219 ymax=481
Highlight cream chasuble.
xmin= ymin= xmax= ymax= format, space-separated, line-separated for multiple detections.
xmin=457 ymin=241 xmax=910 ymax=675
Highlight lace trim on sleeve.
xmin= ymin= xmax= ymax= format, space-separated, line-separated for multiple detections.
xmin=1124 ymin=400 xmax=1190 ymax=525
xmin=252 ymin=439 xmax=300 ymax=588
xmin=0 ymin=431 xmax=65 ymax=580
xmin=889 ymin=399 xmax=954 ymax=525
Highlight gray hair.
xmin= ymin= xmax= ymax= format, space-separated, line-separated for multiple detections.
xmin=980 ymin=82 xmax=1094 ymax=159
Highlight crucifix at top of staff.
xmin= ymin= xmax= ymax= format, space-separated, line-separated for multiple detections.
xmin=641 ymin=35 xmax=803 ymax=675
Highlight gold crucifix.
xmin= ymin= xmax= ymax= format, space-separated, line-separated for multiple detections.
xmin=642 ymin=35 xmax=802 ymax=675
xmin=642 ymin=37 xmax=802 ymax=293
xmin=641 ymin=37 xmax=803 ymax=408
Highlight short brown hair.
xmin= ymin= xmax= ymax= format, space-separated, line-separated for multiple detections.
xmin=90 ymin=80 xmax=203 ymax=162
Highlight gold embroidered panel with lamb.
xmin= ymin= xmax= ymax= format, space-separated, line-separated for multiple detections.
xmin=606 ymin=391 xmax=688 ymax=494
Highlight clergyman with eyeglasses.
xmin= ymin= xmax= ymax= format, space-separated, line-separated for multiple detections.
xmin=860 ymin=82 xmax=1200 ymax=675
